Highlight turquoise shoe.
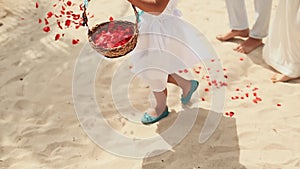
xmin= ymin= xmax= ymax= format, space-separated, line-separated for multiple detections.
xmin=181 ymin=80 xmax=199 ymax=104
xmin=141 ymin=107 xmax=169 ymax=124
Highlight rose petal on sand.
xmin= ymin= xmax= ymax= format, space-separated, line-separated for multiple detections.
xmin=72 ymin=39 xmax=79 ymax=45
xmin=67 ymin=1 xmax=72 ymax=6
xmin=36 ymin=2 xmax=39 ymax=8
xmin=47 ymin=12 xmax=53 ymax=18
xmin=55 ymin=34 xmax=61 ymax=41
xmin=43 ymin=26 xmax=50 ymax=32
xmin=44 ymin=18 xmax=49 ymax=25
xmin=65 ymin=19 xmax=71 ymax=27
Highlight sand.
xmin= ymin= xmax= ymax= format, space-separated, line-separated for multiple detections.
xmin=1 ymin=0 xmax=300 ymax=168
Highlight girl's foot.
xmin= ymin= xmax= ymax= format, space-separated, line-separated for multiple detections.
xmin=234 ymin=37 xmax=263 ymax=54
xmin=141 ymin=107 xmax=169 ymax=124
xmin=271 ymin=73 xmax=299 ymax=83
xmin=216 ymin=29 xmax=249 ymax=41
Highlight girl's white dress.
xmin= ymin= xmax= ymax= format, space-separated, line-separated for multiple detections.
xmin=130 ymin=0 xmax=218 ymax=92
xmin=263 ymin=0 xmax=300 ymax=78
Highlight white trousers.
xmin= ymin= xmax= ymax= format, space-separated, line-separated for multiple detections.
xmin=225 ymin=0 xmax=272 ymax=39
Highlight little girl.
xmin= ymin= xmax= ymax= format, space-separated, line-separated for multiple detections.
xmin=127 ymin=0 xmax=218 ymax=124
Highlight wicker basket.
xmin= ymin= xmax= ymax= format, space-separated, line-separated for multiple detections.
xmin=82 ymin=2 xmax=139 ymax=58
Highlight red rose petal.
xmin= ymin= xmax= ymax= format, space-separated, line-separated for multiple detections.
xmin=183 ymin=69 xmax=188 ymax=73
xmin=204 ymin=88 xmax=209 ymax=92
xmin=245 ymin=93 xmax=249 ymax=97
xmin=79 ymin=3 xmax=84 ymax=11
xmin=229 ymin=112 xmax=234 ymax=117
xmin=109 ymin=16 xmax=114 ymax=21
xmin=38 ymin=18 xmax=42 ymax=23
xmin=256 ymin=97 xmax=262 ymax=102
xmin=253 ymin=92 xmax=257 ymax=97
xmin=55 ymin=34 xmax=61 ymax=41
xmin=36 ymin=2 xmax=39 ymax=8
xmin=72 ymin=39 xmax=79 ymax=45
xmin=178 ymin=70 xmax=183 ymax=73
xmin=240 ymin=58 xmax=244 ymax=61
xmin=225 ymin=112 xmax=229 ymax=116
xmin=224 ymin=75 xmax=228 ymax=78
xmin=253 ymin=99 xmax=258 ymax=104
xmin=277 ymin=103 xmax=282 ymax=107
xmin=43 ymin=26 xmax=50 ymax=32
xmin=65 ymin=19 xmax=71 ymax=27
xmin=201 ymin=97 xmax=205 ymax=101
xmin=67 ymin=1 xmax=72 ymax=6
xmin=252 ymin=87 xmax=259 ymax=91
xmin=44 ymin=18 xmax=49 ymax=25
xmin=57 ymin=20 xmax=63 ymax=29
xmin=47 ymin=12 xmax=53 ymax=18
xmin=211 ymin=59 xmax=215 ymax=62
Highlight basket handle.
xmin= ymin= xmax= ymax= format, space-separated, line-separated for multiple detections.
xmin=81 ymin=1 xmax=139 ymax=34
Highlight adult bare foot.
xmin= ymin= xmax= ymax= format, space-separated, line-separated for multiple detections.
xmin=271 ymin=73 xmax=299 ymax=83
xmin=234 ymin=37 xmax=263 ymax=54
xmin=216 ymin=29 xmax=249 ymax=41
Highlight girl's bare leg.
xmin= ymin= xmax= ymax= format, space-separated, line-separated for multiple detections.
xmin=167 ymin=73 xmax=192 ymax=98
xmin=147 ymin=88 xmax=167 ymax=117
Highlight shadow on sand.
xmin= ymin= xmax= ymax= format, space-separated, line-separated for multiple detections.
xmin=141 ymin=107 xmax=247 ymax=169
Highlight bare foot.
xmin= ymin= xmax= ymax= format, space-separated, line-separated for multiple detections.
xmin=234 ymin=37 xmax=263 ymax=54
xmin=271 ymin=73 xmax=299 ymax=83
xmin=216 ymin=29 xmax=249 ymax=41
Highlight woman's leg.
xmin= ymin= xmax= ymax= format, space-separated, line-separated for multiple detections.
xmin=216 ymin=0 xmax=250 ymax=41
